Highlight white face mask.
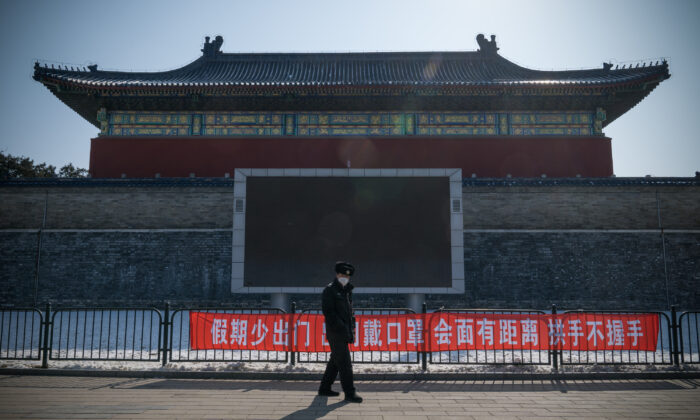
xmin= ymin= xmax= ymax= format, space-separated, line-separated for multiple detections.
xmin=337 ymin=277 xmax=349 ymax=286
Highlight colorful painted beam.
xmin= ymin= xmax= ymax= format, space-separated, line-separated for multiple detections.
xmin=104 ymin=110 xmax=601 ymax=137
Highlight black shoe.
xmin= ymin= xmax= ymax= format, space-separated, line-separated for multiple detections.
xmin=344 ymin=393 xmax=363 ymax=403
xmin=318 ymin=389 xmax=340 ymax=396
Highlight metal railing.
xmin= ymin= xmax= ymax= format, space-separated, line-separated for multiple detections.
xmin=168 ymin=305 xmax=288 ymax=364
xmin=2 ymin=302 xmax=698 ymax=370
xmin=679 ymin=311 xmax=700 ymax=364
xmin=0 ymin=308 xmax=43 ymax=360
xmin=430 ymin=308 xmax=550 ymax=366
xmin=559 ymin=310 xmax=673 ymax=365
xmin=295 ymin=307 xmax=418 ymax=365
xmin=49 ymin=307 xmax=162 ymax=362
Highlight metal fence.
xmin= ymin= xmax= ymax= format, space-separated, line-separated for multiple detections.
xmin=49 ymin=307 xmax=161 ymax=362
xmin=558 ymin=310 xmax=674 ymax=365
xmin=168 ymin=306 xmax=288 ymax=363
xmin=430 ymin=308 xmax=550 ymax=366
xmin=0 ymin=308 xmax=43 ymax=360
xmin=679 ymin=311 xmax=700 ymax=364
xmin=295 ymin=307 xmax=418 ymax=365
xmin=1 ymin=303 xmax=698 ymax=369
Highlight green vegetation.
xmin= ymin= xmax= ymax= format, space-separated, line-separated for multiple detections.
xmin=0 ymin=151 xmax=88 ymax=179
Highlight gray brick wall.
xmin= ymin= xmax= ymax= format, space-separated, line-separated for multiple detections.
xmin=1 ymin=180 xmax=698 ymax=310
xmin=459 ymin=232 xmax=669 ymax=310
xmin=0 ymin=232 xmax=38 ymax=304
xmin=665 ymin=233 xmax=700 ymax=309
xmin=34 ymin=231 xmax=232 ymax=305
xmin=462 ymin=185 xmax=700 ymax=229
xmin=0 ymin=191 xmax=46 ymax=229
xmin=0 ymin=187 xmax=233 ymax=229
xmin=658 ymin=189 xmax=700 ymax=229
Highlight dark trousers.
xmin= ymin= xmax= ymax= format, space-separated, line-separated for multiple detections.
xmin=319 ymin=338 xmax=355 ymax=394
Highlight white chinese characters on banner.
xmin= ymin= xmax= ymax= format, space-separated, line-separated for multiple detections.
xmin=211 ymin=318 xmax=228 ymax=345
xmin=606 ymin=319 xmax=625 ymax=346
xmin=499 ymin=319 xmax=517 ymax=345
xmin=434 ymin=318 xmax=452 ymax=345
xmin=295 ymin=321 xmax=310 ymax=347
xmin=192 ymin=312 xmax=659 ymax=352
xmin=568 ymin=319 xmax=583 ymax=346
xmin=251 ymin=319 xmax=268 ymax=346
xmin=477 ymin=318 xmax=495 ymax=345
xmin=321 ymin=323 xmax=330 ymax=347
xmin=273 ymin=319 xmax=288 ymax=345
xmin=407 ymin=319 xmax=424 ymax=345
xmin=586 ymin=321 xmax=604 ymax=346
xmin=627 ymin=320 xmax=644 ymax=346
xmin=521 ymin=319 xmax=538 ymax=346
xmin=456 ymin=319 xmax=474 ymax=345
xmin=363 ymin=319 xmax=382 ymax=346
xmin=387 ymin=322 xmax=402 ymax=345
xmin=230 ymin=319 xmax=247 ymax=345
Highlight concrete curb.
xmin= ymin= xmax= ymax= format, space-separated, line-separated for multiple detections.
xmin=1 ymin=368 xmax=699 ymax=381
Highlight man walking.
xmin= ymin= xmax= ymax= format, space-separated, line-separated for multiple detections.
xmin=318 ymin=261 xmax=363 ymax=403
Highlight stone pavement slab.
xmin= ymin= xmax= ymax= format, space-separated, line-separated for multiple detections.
xmin=0 ymin=375 xmax=699 ymax=419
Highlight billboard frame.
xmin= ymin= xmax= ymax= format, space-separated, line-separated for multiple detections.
xmin=231 ymin=168 xmax=464 ymax=294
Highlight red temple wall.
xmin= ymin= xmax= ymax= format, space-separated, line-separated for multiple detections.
xmin=89 ymin=136 xmax=613 ymax=178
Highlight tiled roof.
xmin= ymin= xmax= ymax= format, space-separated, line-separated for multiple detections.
xmin=33 ymin=37 xmax=669 ymax=89
xmin=31 ymin=35 xmax=671 ymax=128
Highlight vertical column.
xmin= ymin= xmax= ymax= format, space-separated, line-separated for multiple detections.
xmin=97 ymin=107 xmax=108 ymax=136
xmin=404 ymin=113 xmax=415 ymax=135
xmin=498 ymin=113 xmax=509 ymax=135
xmin=284 ymin=114 xmax=297 ymax=136
xmin=594 ymin=107 xmax=606 ymax=135
xmin=231 ymin=171 xmax=247 ymax=292
xmin=191 ymin=114 xmax=202 ymax=135
xmin=405 ymin=293 xmax=424 ymax=313
xmin=449 ymin=169 xmax=465 ymax=293
xmin=271 ymin=293 xmax=290 ymax=312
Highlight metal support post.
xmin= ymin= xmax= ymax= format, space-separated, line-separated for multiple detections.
xmin=406 ymin=294 xmax=425 ymax=314
xmin=41 ymin=302 xmax=51 ymax=369
xmin=671 ymin=305 xmax=680 ymax=366
xmin=162 ymin=301 xmax=170 ymax=367
xmin=290 ymin=301 xmax=296 ymax=366
xmin=551 ymin=304 xmax=559 ymax=371
xmin=271 ymin=293 xmax=290 ymax=313
xmin=421 ymin=302 xmax=428 ymax=372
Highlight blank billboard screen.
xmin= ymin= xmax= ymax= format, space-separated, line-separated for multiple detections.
xmin=243 ymin=177 xmax=451 ymax=288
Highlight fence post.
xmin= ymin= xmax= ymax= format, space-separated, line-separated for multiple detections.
xmin=290 ymin=301 xmax=296 ymax=366
xmin=421 ymin=302 xmax=427 ymax=372
xmin=551 ymin=304 xmax=558 ymax=371
xmin=41 ymin=302 xmax=51 ymax=369
xmin=670 ymin=305 xmax=680 ymax=366
xmin=161 ymin=301 xmax=170 ymax=367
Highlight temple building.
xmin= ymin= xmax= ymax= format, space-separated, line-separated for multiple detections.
xmin=33 ymin=35 xmax=670 ymax=178
xmin=3 ymin=34 xmax=695 ymax=311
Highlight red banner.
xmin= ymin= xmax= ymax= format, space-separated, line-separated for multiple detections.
xmin=189 ymin=312 xmax=659 ymax=352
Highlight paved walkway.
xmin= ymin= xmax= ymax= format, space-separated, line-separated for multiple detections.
xmin=1 ymin=375 xmax=699 ymax=419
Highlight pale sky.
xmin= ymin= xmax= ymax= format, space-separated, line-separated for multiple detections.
xmin=1 ymin=0 xmax=698 ymax=177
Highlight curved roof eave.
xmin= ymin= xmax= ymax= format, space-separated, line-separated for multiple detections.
xmin=33 ymin=49 xmax=670 ymax=89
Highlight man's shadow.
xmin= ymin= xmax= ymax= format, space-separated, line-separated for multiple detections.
xmin=279 ymin=395 xmax=347 ymax=419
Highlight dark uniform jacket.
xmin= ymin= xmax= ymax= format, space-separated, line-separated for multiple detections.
xmin=322 ymin=278 xmax=355 ymax=343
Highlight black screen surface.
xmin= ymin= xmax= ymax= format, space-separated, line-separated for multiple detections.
xmin=243 ymin=177 xmax=451 ymax=288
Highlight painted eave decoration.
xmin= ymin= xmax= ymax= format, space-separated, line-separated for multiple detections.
xmin=33 ymin=34 xmax=670 ymax=128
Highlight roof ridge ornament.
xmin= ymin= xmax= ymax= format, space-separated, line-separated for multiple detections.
xmin=202 ymin=35 xmax=224 ymax=57
xmin=476 ymin=34 xmax=499 ymax=55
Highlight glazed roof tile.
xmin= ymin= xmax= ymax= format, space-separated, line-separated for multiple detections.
xmin=34 ymin=44 xmax=669 ymax=89
xmin=31 ymin=35 xmax=671 ymax=128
